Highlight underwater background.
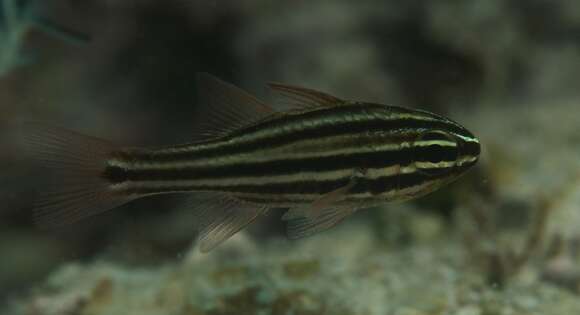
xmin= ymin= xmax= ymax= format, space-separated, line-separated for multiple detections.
xmin=1 ymin=0 xmax=580 ymax=314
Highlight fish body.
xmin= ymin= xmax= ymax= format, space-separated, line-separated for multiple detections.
xmin=108 ymin=103 xmax=478 ymax=207
xmin=25 ymin=74 xmax=480 ymax=252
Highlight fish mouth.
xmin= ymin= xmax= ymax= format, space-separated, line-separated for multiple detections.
xmin=466 ymin=138 xmax=481 ymax=159
xmin=457 ymin=138 xmax=480 ymax=168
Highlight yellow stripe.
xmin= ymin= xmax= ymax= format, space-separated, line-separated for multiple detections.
xmin=111 ymin=132 xmax=459 ymax=171
xmin=120 ymin=164 xmax=418 ymax=189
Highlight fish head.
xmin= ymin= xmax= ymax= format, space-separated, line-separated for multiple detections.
xmin=410 ymin=121 xmax=480 ymax=188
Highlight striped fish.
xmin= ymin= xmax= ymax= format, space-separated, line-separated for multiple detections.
xmin=25 ymin=73 xmax=480 ymax=252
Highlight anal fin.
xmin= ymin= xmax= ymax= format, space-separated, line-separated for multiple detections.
xmin=286 ymin=207 xmax=356 ymax=240
xmin=185 ymin=192 xmax=268 ymax=252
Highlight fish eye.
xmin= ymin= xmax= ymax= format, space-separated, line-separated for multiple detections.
xmin=413 ymin=130 xmax=459 ymax=176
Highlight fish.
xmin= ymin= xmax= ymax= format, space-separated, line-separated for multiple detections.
xmin=24 ymin=73 xmax=481 ymax=252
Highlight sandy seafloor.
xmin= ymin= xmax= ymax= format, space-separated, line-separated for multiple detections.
xmin=3 ymin=221 xmax=580 ymax=315
xmin=3 ymin=229 xmax=580 ymax=315
xmin=3 ymin=100 xmax=580 ymax=315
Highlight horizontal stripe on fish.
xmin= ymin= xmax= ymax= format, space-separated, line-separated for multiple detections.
xmin=128 ymin=105 xmax=475 ymax=163
xmin=105 ymin=144 xmax=461 ymax=182
xmin=111 ymin=131 xmax=417 ymax=171
xmin=233 ymin=177 xmax=445 ymax=205
xmin=457 ymin=155 xmax=478 ymax=166
xmin=118 ymin=171 xmax=437 ymax=196
xmin=109 ymin=129 xmax=476 ymax=175
xmin=114 ymin=165 xmax=417 ymax=191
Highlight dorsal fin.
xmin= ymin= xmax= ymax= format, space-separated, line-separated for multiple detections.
xmin=268 ymin=82 xmax=344 ymax=110
xmin=192 ymin=73 xmax=275 ymax=140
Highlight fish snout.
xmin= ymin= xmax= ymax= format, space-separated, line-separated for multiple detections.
xmin=457 ymin=136 xmax=480 ymax=169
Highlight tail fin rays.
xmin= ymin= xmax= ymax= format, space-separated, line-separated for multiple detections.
xmin=22 ymin=123 xmax=132 ymax=227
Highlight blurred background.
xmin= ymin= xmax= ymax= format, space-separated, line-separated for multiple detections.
xmin=1 ymin=0 xmax=580 ymax=313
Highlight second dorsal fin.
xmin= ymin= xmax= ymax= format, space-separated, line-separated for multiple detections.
xmin=268 ymin=82 xmax=344 ymax=110
xmin=192 ymin=73 xmax=275 ymax=140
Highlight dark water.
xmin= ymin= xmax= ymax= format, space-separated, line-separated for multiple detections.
xmin=1 ymin=1 xmax=580 ymax=314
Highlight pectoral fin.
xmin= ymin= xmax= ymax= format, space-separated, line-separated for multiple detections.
xmin=282 ymin=178 xmax=363 ymax=239
xmin=286 ymin=207 xmax=356 ymax=239
xmin=282 ymin=169 xmax=362 ymax=220
xmin=282 ymin=182 xmax=354 ymax=220
xmin=282 ymin=168 xmax=366 ymax=238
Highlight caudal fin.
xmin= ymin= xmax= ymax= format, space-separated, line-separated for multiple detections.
xmin=22 ymin=123 xmax=132 ymax=228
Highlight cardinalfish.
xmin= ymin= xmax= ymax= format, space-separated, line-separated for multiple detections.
xmin=25 ymin=74 xmax=480 ymax=252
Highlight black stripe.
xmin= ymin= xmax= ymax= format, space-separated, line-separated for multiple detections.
xmin=106 ymin=145 xmax=460 ymax=183
xmin=414 ymin=145 xmax=457 ymax=163
xmin=126 ymin=172 xmax=433 ymax=195
xmin=132 ymin=104 xmax=470 ymax=162
xmin=463 ymin=140 xmax=480 ymax=157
